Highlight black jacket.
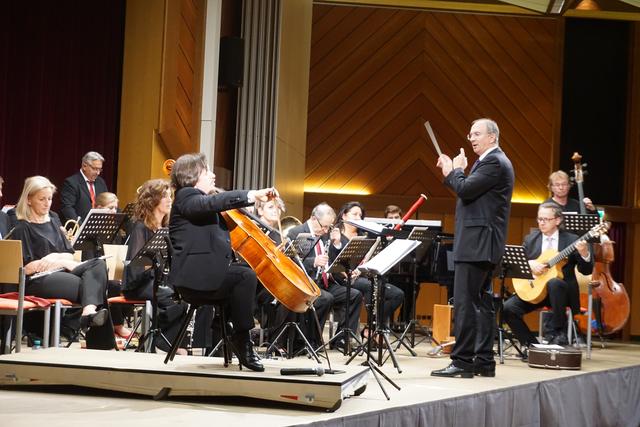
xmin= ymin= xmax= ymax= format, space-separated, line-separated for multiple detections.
xmin=168 ymin=187 xmax=252 ymax=292
xmin=445 ymin=147 xmax=514 ymax=265
xmin=60 ymin=171 xmax=108 ymax=223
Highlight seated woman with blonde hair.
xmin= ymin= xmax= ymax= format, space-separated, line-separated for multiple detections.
xmin=11 ymin=176 xmax=109 ymax=332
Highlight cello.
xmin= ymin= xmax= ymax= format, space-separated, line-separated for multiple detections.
xmin=569 ymin=153 xmax=630 ymax=335
xmin=162 ymin=159 xmax=321 ymax=314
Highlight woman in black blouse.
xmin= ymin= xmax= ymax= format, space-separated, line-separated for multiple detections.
xmin=122 ymin=179 xmax=187 ymax=353
xmin=333 ymin=201 xmax=404 ymax=330
xmin=12 ymin=176 xmax=109 ymax=330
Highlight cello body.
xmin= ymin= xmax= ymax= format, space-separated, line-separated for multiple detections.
xmin=222 ymin=209 xmax=321 ymax=313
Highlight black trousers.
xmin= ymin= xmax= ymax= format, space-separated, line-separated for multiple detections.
xmin=326 ymin=280 xmax=362 ymax=336
xmin=26 ymin=258 xmax=108 ymax=308
xmin=503 ymin=277 xmax=570 ymax=347
xmin=351 ymin=276 xmax=404 ymax=327
xmin=179 ymin=263 xmax=257 ymax=336
xmin=450 ymin=261 xmax=496 ymax=370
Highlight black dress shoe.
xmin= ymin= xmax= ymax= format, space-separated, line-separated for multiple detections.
xmin=231 ymin=337 xmax=265 ymax=372
xmin=80 ymin=308 xmax=108 ymax=330
xmin=431 ymin=363 xmax=474 ymax=378
xmin=474 ymin=366 xmax=496 ymax=377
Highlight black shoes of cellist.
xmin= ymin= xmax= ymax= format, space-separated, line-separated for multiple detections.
xmin=231 ymin=333 xmax=265 ymax=372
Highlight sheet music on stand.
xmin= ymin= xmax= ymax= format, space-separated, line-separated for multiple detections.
xmin=71 ymin=209 xmax=127 ymax=251
xmin=129 ymin=228 xmax=170 ymax=267
xmin=358 ymin=239 xmax=421 ymax=276
xmin=498 ymin=245 xmax=533 ymax=279
xmin=283 ymin=232 xmax=316 ymax=260
xmin=563 ymin=213 xmax=600 ymax=237
xmin=326 ymin=236 xmax=378 ymax=274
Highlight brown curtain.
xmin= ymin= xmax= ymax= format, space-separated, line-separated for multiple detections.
xmin=0 ymin=1 xmax=126 ymax=209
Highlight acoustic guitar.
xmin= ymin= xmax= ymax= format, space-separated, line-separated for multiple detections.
xmin=512 ymin=222 xmax=610 ymax=303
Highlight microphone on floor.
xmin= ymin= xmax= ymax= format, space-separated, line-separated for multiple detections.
xmin=280 ymin=367 xmax=325 ymax=376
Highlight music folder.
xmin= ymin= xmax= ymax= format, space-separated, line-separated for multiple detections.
xmin=358 ymin=239 xmax=421 ymax=276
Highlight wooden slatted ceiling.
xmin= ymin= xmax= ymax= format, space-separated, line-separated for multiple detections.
xmin=306 ymin=5 xmax=561 ymax=202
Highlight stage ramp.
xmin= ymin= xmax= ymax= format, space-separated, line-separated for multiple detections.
xmin=0 ymin=348 xmax=369 ymax=411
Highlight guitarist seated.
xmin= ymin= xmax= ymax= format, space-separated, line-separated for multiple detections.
xmin=503 ymin=202 xmax=593 ymax=348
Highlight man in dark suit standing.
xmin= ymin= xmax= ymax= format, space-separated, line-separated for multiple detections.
xmin=60 ymin=151 xmax=108 ymax=223
xmin=503 ymin=203 xmax=592 ymax=349
xmin=432 ymin=118 xmax=514 ymax=378
xmin=168 ymin=152 xmax=277 ymax=372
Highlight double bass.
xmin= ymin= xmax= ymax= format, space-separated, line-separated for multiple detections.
xmin=570 ymin=153 xmax=630 ymax=335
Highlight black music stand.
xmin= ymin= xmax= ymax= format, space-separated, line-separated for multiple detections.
xmin=392 ymin=227 xmax=437 ymax=353
xmin=495 ymin=245 xmax=532 ymax=363
xmin=128 ymin=228 xmax=172 ymax=353
xmin=563 ymin=213 xmax=600 ymax=241
xmin=122 ymin=202 xmax=136 ymax=218
xmin=318 ymin=237 xmax=378 ymax=356
xmin=283 ymin=233 xmax=316 ymax=260
xmin=258 ymin=233 xmax=322 ymax=361
xmin=72 ymin=209 xmax=127 ymax=257
xmin=349 ymin=239 xmax=419 ymax=399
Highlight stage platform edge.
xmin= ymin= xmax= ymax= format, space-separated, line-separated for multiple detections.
xmin=0 ymin=348 xmax=369 ymax=411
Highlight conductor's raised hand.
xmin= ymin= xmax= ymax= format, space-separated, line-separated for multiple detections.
xmin=452 ymin=148 xmax=468 ymax=171
xmin=436 ymin=154 xmax=453 ymax=177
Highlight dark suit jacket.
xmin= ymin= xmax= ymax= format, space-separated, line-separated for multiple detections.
xmin=445 ymin=147 xmax=514 ymax=265
xmin=168 ymin=187 xmax=252 ymax=292
xmin=522 ymin=229 xmax=593 ymax=313
xmin=0 ymin=211 xmax=9 ymax=238
xmin=60 ymin=171 xmax=108 ymax=223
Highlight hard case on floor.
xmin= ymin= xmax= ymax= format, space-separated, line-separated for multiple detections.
xmin=528 ymin=347 xmax=582 ymax=370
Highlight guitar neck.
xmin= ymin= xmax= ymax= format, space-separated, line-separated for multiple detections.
xmin=547 ymin=230 xmax=590 ymax=267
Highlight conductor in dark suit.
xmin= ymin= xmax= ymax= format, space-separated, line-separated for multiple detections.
xmin=168 ymin=152 xmax=277 ymax=372
xmin=503 ymin=203 xmax=592 ymax=348
xmin=432 ymin=118 xmax=514 ymax=378
xmin=60 ymin=151 xmax=108 ymax=223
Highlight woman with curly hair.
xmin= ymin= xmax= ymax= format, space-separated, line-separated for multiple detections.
xmin=123 ymin=179 xmax=187 ymax=353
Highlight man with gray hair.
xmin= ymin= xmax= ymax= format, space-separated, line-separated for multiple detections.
xmin=432 ymin=118 xmax=514 ymax=378
xmin=60 ymin=151 xmax=108 ymax=223
xmin=287 ymin=202 xmax=362 ymax=352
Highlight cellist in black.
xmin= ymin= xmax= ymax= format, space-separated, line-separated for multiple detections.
xmin=168 ymin=153 xmax=278 ymax=372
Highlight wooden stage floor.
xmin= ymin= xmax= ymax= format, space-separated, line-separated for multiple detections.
xmin=1 ymin=340 xmax=640 ymax=426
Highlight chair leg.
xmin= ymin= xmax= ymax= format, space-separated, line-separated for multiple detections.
xmin=42 ymin=307 xmax=50 ymax=349
xmin=3 ymin=319 xmax=12 ymax=354
xmin=142 ymin=301 xmax=152 ymax=352
xmin=164 ymin=305 xmax=195 ymax=364
xmin=218 ymin=306 xmax=231 ymax=368
xmin=51 ymin=301 xmax=62 ymax=347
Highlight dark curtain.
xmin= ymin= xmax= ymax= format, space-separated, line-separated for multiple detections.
xmin=0 ymin=1 xmax=126 ymax=210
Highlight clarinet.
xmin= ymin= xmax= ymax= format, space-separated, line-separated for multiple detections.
xmin=315 ymin=238 xmax=331 ymax=280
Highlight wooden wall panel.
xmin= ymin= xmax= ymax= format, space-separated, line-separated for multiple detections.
xmin=306 ymin=5 xmax=560 ymax=203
